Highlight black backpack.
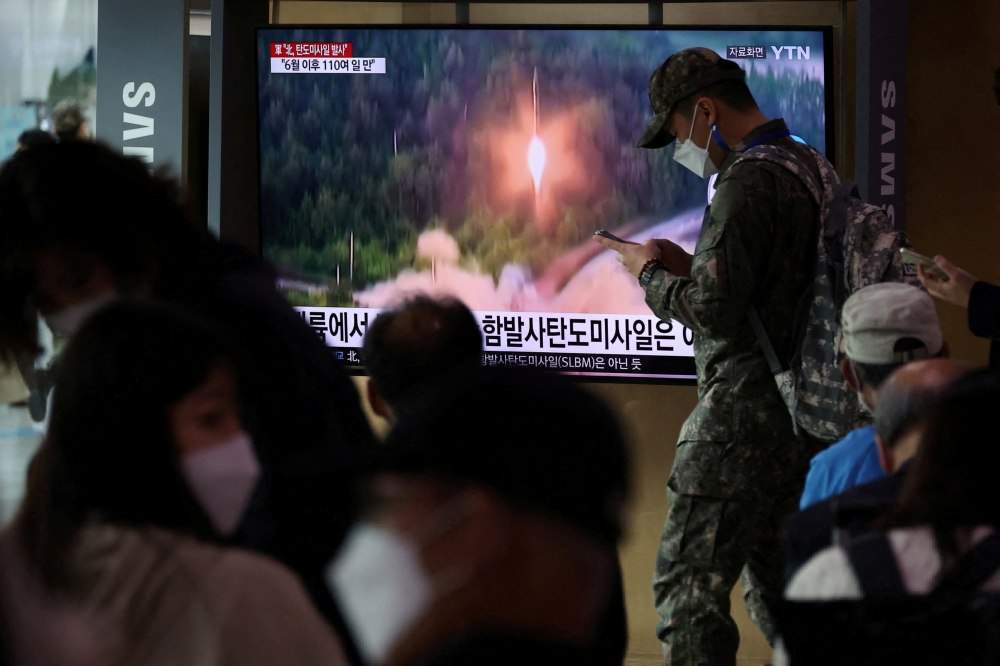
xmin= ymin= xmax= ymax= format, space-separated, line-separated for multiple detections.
xmin=773 ymin=530 xmax=1000 ymax=666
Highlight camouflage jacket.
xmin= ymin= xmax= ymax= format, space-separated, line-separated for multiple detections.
xmin=644 ymin=120 xmax=821 ymax=485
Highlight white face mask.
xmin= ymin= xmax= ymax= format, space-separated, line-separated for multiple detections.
xmin=857 ymin=391 xmax=874 ymax=416
xmin=847 ymin=362 xmax=875 ymax=416
xmin=328 ymin=524 xmax=434 ymax=665
xmin=673 ymin=112 xmax=719 ymax=179
xmin=43 ymin=290 xmax=118 ymax=339
xmin=180 ymin=432 xmax=261 ymax=536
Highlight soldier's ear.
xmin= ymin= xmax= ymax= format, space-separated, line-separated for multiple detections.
xmin=697 ymin=97 xmax=716 ymax=123
xmin=841 ymin=356 xmax=861 ymax=392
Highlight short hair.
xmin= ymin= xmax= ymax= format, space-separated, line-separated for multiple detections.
xmin=362 ymin=296 xmax=482 ymax=406
xmin=377 ymin=367 xmax=630 ymax=544
xmin=674 ymin=61 xmax=758 ymax=117
xmin=51 ymin=101 xmax=87 ymax=142
xmin=874 ymin=382 xmax=940 ymax=449
xmin=852 ymin=338 xmax=937 ymax=390
xmin=853 ymin=361 xmax=902 ymax=391
xmin=17 ymin=129 xmax=55 ymax=151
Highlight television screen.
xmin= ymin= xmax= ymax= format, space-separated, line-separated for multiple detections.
xmin=256 ymin=26 xmax=832 ymax=382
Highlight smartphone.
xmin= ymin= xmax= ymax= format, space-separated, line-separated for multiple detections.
xmin=899 ymin=248 xmax=950 ymax=282
xmin=594 ymin=230 xmax=634 ymax=244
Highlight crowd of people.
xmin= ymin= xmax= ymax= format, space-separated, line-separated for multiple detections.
xmin=0 ymin=50 xmax=997 ymax=666
xmin=0 ymin=139 xmax=630 ymax=665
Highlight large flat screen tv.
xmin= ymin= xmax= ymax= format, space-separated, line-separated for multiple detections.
xmin=256 ymin=25 xmax=833 ymax=382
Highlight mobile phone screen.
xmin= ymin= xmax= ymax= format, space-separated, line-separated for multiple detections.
xmin=900 ymin=249 xmax=950 ymax=281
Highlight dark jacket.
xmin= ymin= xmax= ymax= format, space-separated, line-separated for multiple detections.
xmin=784 ymin=462 xmax=909 ymax=583
xmin=968 ymin=281 xmax=1000 ymax=369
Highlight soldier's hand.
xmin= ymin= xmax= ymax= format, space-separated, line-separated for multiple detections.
xmin=918 ymin=255 xmax=976 ymax=308
xmin=653 ymin=239 xmax=693 ymax=278
xmin=595 ymin=237 xmax=661 ymax=278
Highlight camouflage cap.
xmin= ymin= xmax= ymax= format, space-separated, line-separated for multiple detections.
xmin=636 ymin=47 xmax=747 ymax=149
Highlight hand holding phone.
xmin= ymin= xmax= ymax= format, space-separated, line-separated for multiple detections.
xmin=900 ymin=248 xmax=950 ymax=282
xmin=594 ymin=230 xmax=638 ymax=245
xmin=594 ymin=231 xmax=694 ymax=278
xmin=908 ymin=252 xmax=979 ymax=309
xmin=593 ymin=230 xmax=658 ymax=277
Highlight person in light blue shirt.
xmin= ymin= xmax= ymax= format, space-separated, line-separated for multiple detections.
xmin=799 ymin=283 xmax=947 ymax=509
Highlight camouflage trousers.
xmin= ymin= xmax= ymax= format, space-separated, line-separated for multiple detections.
xmin=653 ymin=435 xmax=823 ymax=666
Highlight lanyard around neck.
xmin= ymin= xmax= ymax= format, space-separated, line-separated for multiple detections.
xmin=741 ymin=128 xmax=792 ymax=151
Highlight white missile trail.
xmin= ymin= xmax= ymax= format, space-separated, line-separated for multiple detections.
xmin=532 ymin=66 xmax=539 ymax=134
xmin=528 ymin=67 xmax=546 ymax=204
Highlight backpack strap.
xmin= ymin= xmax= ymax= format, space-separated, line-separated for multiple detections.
xmin=931 ymin=531 xmax=1000 ymax=602
xmin=746 ymin=304 xmax=799 ymax=434
xmin=735 ymin=145 xmax=827 ymax=207
xmin=747 ymin=305 xmax=783 ymax=375
xmin=738 ymin=146 xmax=827 ymax=432
xmin=844 ymin=531 xmax=908 ymax=598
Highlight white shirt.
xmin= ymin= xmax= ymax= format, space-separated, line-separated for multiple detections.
xmin=786 ymin=525 xmax=1000 ymax=600
xmin=776 ymin=526 xmax=1000 ymax=666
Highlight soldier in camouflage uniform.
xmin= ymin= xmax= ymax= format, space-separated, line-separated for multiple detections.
xmin=597 ymin=48 xmax=827 ymax=666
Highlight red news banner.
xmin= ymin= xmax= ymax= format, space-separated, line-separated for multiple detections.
xmin=269 ymin=42 xmax=386 ymax=74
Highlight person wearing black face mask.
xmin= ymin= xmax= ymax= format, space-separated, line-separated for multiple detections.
xmin=594 ymin=47 xmax=833 ymax=665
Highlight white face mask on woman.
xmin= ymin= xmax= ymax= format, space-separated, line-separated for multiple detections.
xmin=673 ymin=112 xmax=719 ymax=179
xmin=180 ymin=432 xmax=260 ymax=536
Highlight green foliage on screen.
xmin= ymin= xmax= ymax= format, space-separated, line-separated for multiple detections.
xmin=259 ymin=29 xmax=827 ymax=295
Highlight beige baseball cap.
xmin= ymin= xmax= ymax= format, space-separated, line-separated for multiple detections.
xmin=841 ymin=283 xmax=943 ymax=364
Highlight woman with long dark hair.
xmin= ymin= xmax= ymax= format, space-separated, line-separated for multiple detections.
xmin=2 ymin=302 xmax=347 ymax=665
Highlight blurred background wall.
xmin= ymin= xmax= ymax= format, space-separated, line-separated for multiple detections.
xmin=905 ymin=0 xmax=1000 ymax=369
xmin=0 ymin=0 xmax=97 ymax=158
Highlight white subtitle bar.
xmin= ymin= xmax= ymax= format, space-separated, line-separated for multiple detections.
xmin=270 ymin=57 xmax=386 ymax=74
xmin=296 ymin=307 xmax=694 ymax=357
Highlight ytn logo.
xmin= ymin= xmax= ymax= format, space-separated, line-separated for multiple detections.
xmin=770 ymin=46 xmax=811 ymax=60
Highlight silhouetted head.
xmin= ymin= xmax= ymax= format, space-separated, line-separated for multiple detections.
xmin=362 ymin=296 xmax=482 ymax=421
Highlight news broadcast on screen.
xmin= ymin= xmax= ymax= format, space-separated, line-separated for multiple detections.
xmin=256 ymin=26 xmax=832 ymax=382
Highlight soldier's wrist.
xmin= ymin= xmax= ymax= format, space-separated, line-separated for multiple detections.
xmin=638 ymin=259 xmax=665 ymax=287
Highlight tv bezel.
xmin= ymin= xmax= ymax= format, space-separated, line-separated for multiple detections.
xmin=254 ymin=23 xmax=836 ymax=386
